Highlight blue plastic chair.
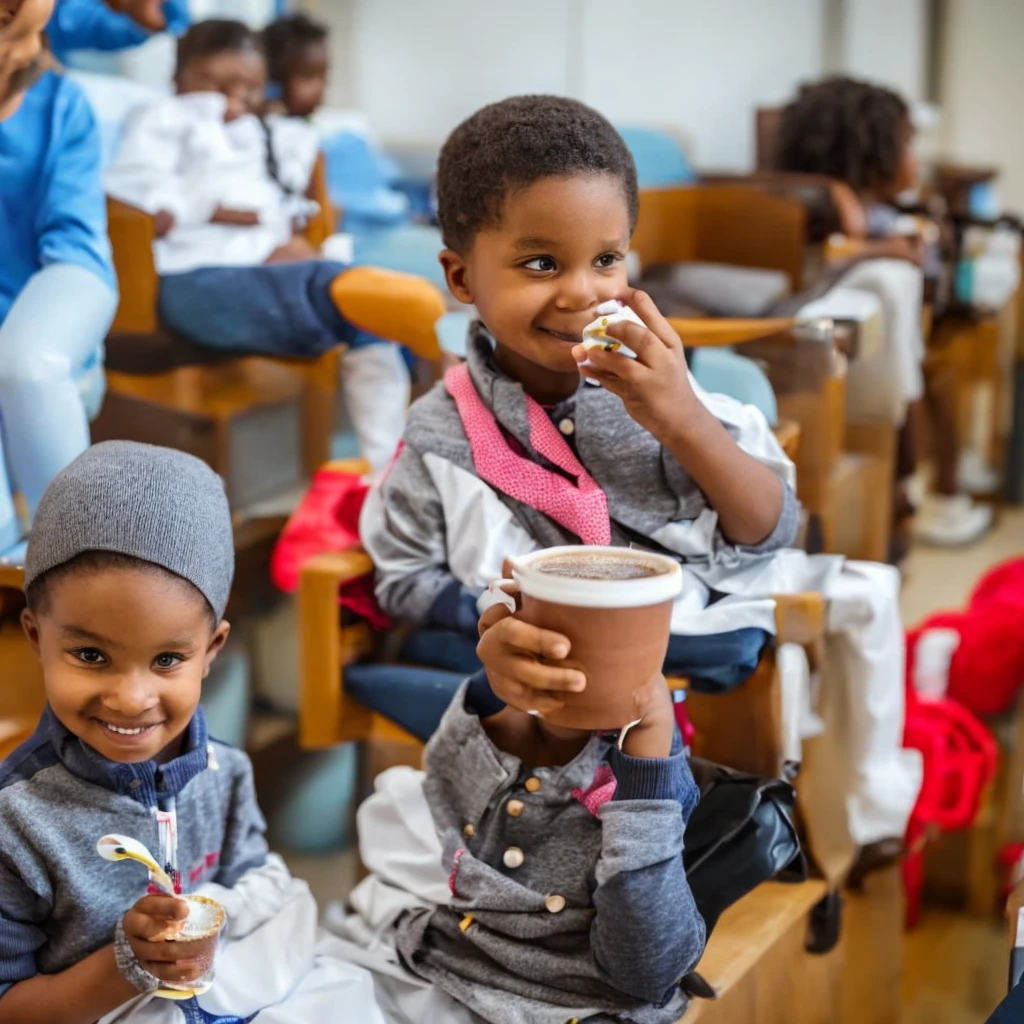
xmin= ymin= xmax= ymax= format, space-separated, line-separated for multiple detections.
xmin=689 ymin=348 xmax=778 ymax=427
xmin=616 ymin=125 xmax=697 ymax=189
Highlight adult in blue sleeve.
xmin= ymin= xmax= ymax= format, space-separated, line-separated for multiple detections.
xmin=0 ymin=0 xmax=118 ymax=557
xmin=46 ymin=0 xmax=190 ymax=63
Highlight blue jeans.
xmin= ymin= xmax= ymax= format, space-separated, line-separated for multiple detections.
xmin=400 ymin=627 xmax=770 ymax=691
xmin=0 ymin=264 xmax=115 ymax=550
xmin=350 ymin=626 xmax=772 ymax=744
xmin=157 ymin=261 xmax=382 ymax=358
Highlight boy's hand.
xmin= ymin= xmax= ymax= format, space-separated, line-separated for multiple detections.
xmin=123 ymin=895 xmax=206 ymax=986
xmin=153 ymin=209 xmax=175 ymax=238
xmin=572 ymin=289 xmax=700 ymax=446
xmin=211 ymin=206 xmax=260 ymax=227
xmin=620 ymin=673 xmax=676 ymax=760
xmin=265 ymin=236 xmax=319 ymax=264
xmin=477 ymin=582 xmax=586 ymax=717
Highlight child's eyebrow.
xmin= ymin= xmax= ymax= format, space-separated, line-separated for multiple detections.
xmin=513 ymin=236 xmax=559 ymax=252
xmin=60 ymin=625 xmax=118 ymax=647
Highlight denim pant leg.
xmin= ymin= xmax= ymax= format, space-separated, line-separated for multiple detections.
xmin=0 ymin=264 xmax=116 ymax=533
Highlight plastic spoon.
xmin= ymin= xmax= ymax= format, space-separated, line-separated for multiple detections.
xmin=97 ymin=834 xmax=177 ymax=896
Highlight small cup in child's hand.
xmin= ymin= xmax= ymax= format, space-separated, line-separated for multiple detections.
xmin=580 ymin=300 xmax=646 ymax=363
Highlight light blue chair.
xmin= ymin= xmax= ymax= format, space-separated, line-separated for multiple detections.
xmin=690 ymin=348 xmax=778 ymax=427
xmin=616 ymin=125 xmax=697 ymax=189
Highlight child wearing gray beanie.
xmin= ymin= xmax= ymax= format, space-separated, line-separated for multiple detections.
xmin=0 ymin=441 xmax=302 ymax=1021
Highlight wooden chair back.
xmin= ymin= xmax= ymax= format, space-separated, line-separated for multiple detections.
xmin=633 ymin=186 xmax=807 ymax=292
xmin=755 ymin=106 xmax=782 ymax=172
xmin=0 ymin=567 xmax=44 ymax=760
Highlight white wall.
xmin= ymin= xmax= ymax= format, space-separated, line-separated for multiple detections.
xmin=939 ymin=0 xmax=1024 ymax=213
xmin=840 ymin=0 xmax=927 ymax=101
xmin=326 ymin=0 xmax=826 ymax=169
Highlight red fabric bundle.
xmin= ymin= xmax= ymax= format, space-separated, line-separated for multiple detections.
xmin=906 ymin=558 xmax=1024 ymax=718
xmin=270 ymin=465 xmax=392 ymax=630
xmin=901 ymin=685 xmax=998 ymax=927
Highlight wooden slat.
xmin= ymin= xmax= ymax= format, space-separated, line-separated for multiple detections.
xmin=682 ymin=880 xmax=831 ymax=1022
xmin=298 ymin=548 xmax=374 ymax=749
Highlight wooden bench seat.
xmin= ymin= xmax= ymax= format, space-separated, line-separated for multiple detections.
xmin=682 ymin=879 xmax=831 ymax=1023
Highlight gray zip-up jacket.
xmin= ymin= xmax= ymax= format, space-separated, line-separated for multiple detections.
xmin=394 ymin=678 xmax=706 ymax=1024
xmin=361 ymin=325 xmax=800 ymax=637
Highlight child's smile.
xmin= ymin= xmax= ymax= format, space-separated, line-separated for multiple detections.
xmin=442 ymin=172 xmax=632 ymax=403
xmin=23 ymin=565 xmax=228 ymax=764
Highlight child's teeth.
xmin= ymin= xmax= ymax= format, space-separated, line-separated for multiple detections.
xmin=105 ymin=723 xmax=148 ymax=735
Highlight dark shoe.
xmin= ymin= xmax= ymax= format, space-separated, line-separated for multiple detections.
xmin=846 ymin=837 xmax=905 ymax=892
xmin=805 ymin=889 xmax=843 ymax=955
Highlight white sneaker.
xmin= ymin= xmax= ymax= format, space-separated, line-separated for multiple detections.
xmin=957 ymin=450 xmax=1001 ymax=496
xmin=912 ymin=494 xmax=993 ymax=547
xmin=340 ymin=343 xmax=411 ymax=475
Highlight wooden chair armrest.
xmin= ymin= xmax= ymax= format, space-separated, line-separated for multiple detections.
xmin=670 ymin=317 xmax=798 ymax=348
xmin=773 ymin=419 xmax=801 ymax=463
xmin=298 ymin=548 xmax=376 ymax=748
xmin=106 ymin=197 xmax=160 ymax=334
xmin=305 ymin=153 xmax=338 ymax=248
xmin=774 ymin=593 xmax=825 ymax=646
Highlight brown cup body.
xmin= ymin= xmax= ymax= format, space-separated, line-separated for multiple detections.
xmin=519 ymin=595 xmax=673 ymax=730
xmin=158 ymin=895 xmax=225 ymax=992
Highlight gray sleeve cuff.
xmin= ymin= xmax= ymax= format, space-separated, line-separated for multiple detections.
xmin=464 ymin=669 xmax=506 ymax=719
xmin=114 ymin=917 xmax=161 ymax=994
xmin=739 ymin=480 xmax=800 ymax=554
xmin=609 ymin=747 xmax=697 ymax=812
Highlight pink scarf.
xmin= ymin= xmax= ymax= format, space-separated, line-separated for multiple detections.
xmin=445 ymin=364 xmax=611 ymax=545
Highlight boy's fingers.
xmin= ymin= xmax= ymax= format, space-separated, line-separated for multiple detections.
xmin=496 ymin=679 xmax=566 ymax=716
xmin=478 ymin=601 xmax=514 ymax=636
xmin=497 ymin=618 xmax=572 ymax=659
xmin=136 ymin=895 xmax=189 ymax=920
xmin=622 ymin=288 xmax=682 ymax=350
xmin=146 ymin=959 xmax=206 ymax=983
xmin=124 ymin=911 xmax=182 ymax=942
xmin=509 ymin=657 xmax=586 ymax=693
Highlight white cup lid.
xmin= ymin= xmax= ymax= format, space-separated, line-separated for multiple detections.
xmin=511 ymin=546 xmax=683 ymax=609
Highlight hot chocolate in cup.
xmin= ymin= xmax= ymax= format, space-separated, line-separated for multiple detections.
xmin=154 ymin=894 xmax=226 ymax=999
xmin=510 ymin=546 xmax=682 ymax=730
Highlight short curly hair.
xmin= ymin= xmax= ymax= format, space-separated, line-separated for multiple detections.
xmin=436 ymin=95 xmax=639 ymax=253
xmin=774 ymin=76 xmax=910 ymax=194
xmin=262 ymin=13 xmax=327 ymax=87
xmin=175 ymin=19 xmax=258 ymax=79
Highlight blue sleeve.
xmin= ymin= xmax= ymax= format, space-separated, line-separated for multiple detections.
xmin=35 ymin=80 xmax=115 ymax=292
xmin=214 ymin=753 xmax=270 ymax=888
xmin=590 ymin=751 xmax=705 ymax=1004
xmin=46 ymin=0 xmax=190 ymax=57
xmin=428 ymin=579 xmax=483 ymax=635
xmin=0 ymin=855 xmax=48 ymax=998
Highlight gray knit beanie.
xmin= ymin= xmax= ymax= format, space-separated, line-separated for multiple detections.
xmin=25 ymin=441 xmax=234 ymax=620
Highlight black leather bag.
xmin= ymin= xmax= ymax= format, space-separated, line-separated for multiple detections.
xmin=683 ymin=757 xmax=807 ymax=935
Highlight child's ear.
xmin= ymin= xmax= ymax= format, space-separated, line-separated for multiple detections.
xmin=440 ymin=249 xmax=474 ymax=305
xmin=202 ymin=620 xmax=231 ymax=679
xmin=20 ymin=608 xmax=41 ymax=657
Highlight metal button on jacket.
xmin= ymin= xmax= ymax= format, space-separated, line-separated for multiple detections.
xmin=503 ymin=846 xmax=525 ymax=869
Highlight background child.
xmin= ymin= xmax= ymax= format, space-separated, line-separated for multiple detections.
xmin=0 ymin=441 xmax=385 ymax=1024
xmin=0 ymin=0 xmax=118 ymax=560
xmin=775 ymin=75 xmax=993 ymax=547
xmin=104 ymin=20 xmax=411 ymax=473
xmin=360 ymin=95 xmax=920 ymax=864
xmin=263 ymin=12 xmax=329 ymax=120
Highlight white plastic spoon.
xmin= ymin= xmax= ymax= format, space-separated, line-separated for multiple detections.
xmin=97 ymin=834 xmax=177 ymax=896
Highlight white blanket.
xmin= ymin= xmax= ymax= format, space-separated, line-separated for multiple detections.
xmin=98 ymin=857 xmax=388 ymax=1024
xmin=104 ymin=92 xmax=320 ymax=275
